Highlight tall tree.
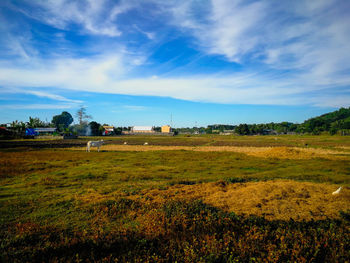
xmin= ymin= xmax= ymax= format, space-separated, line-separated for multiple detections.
xmin=76 ymin=107 xmax=92 ymax=125
xmin=235 ymin=124 xmax=250 ymax=135
xmin=52 ymin=111 xmax=73 ymax=131
xmin=10 ymin=120 xmax=26 ymax=134
xmin=89 ymin=121 xmax=101 ymax=136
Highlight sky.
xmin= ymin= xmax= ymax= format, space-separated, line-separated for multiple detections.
xmin=0 ymin=0 xmax=349 ymax=127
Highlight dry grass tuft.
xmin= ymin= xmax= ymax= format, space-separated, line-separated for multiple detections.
xmin=130 ymin=180 xmax=350 ymax=221
xmin=69 ymin=145 xmax=349 ymax=160
xmin=240 ymin=146 xmax=316 ymax=159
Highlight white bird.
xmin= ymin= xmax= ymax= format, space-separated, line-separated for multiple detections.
xmin=144 ymin=142 xmax=148 ymax=145
xmin=123 ymin=142 xmax=127 ymax=145
xmin=332 ymin=186 xmax=342 ymax=195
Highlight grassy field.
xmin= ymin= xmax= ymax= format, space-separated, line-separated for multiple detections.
xmin=4 ymin=133 xmax=350 ymax=148
xmin=1 ymin=135 xmax=350 ymax=262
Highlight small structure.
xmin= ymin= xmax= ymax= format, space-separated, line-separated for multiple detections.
xmin=220 ymin=130 xmax=235 ymax=135
xmin=103 ymin=126 xmax=114 ymax=136
xmin=25 ymin=128 xmax=56 ymax=136
xmin=261 ymin=129 xmax=278 ymax=135
xmin=131 ymin=126 xmax=155 ymax=134
xmin=0 ymin=126 xmax=15 ymax=138
xmin=161 ymin=125 xmax=171 ymax=133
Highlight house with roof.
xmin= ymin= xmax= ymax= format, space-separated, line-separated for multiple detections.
xmin=103 ymin=126 xmax=114 ymax=135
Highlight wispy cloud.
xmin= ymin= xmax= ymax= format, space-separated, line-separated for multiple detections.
xmin=0 ymin=59 xmax=343 ymax=106
xmin=165 ymin=0 xmax=266 ymax=62
xmin=0 ymin=87 xmax=83 ymax=106
xmin=133 ymin=25 xmax=155 ymax=40
xmin=0 ymin=103 xmax=75 ymax=110
xmin=122 ymin=105 xmax=149 ymax=111
xmin=12 ymin=0 xmax=135 ymax=37
xmin=165 ymin=0 xmax=350 ymax=94
xmin=0 ymin=0 xmax=349 ymax=109
xmin=23 ymin=90 xmax=83 ymax=104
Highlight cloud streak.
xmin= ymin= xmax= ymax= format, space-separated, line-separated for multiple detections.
xmin=13 ymin=0 xmax=134 ymax=37
xmin=1 ymin=56 xmax=348 ymax=107
xmin=23 ymin=90 xmax=83 ymax=104
xmin=122 ymin=105 xmax=149 ymax=111
xmin=0 ymin=0 xmax=349 ymax=109
xmin=0 ymin=103 xmax=75 ymax=110
xmin=166 ymin=0 xmax=350 ymax=96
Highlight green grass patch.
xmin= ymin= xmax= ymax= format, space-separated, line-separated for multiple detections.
xmin=1 ymin=136 xmax=350 ymax=261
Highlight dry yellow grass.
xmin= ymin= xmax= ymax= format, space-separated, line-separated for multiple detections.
xmin=130 ymin=180 xmax=350 ymax=221
xmin=71 ymin=145 xmax=349 ymax=160
xmin=335 ymin=146 xmax=350 ymax=152
xmin=74 ymin=180 xmax=350 ymax=221
xmin=66 ymin=145 xmax=350 ymax=221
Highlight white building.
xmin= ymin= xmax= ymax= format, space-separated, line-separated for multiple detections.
xmin=131 ymin=126 xmax=155 ymax=133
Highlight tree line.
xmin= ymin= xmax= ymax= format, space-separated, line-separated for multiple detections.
xmin=2 ymin=107 xmax=350 ymax=137
xmin=211 ymin=107 xmax=350 ymax=135
xmin=173 ymin=107 xmax=350 ymax=135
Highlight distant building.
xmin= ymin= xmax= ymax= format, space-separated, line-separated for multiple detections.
xmin=220 ymin=130 xmax=235 ymax=135
xmin=131 ymin=126 xmax=155 ymax=133
xmin=262 ymin=129 xmax=278 ymax=135
xmin=161 ymin=125 xmax=171 ymax=133
xmin=103 ymin=126 xmax=114 ymax=136
xmin=0 ymin=126 xmax=13 ymax=137
xmin=25 ymin=128 xmax=56 ymax=136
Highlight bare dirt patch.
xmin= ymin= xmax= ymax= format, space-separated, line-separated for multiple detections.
xmin=130 ymin=180 xmax=350 ymax=221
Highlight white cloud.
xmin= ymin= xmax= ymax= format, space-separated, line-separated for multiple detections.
xmin=0 ymin=103 xmax=75 ymax=110
xmin=20 ymin=90 xmax=82 ymax=104
xmin=0 ymin=56 xmax=338 ymax=106
xmin=308 ymin=95 xmax=350 ymax=108
xmin=133 ymin=25 xmax=155 ymax=40
xmin=2 ymin=35 xmax=31 ymax=60
xmin=13 ymin=0 xmax=137 ymax=37
xmin=165 ymin=0 xmax=350 ymax=89
xmin=166 ymin=0 xmax=266 ymax=62
xmin=0 ymin=0 xmax=349 ymax=109
xmin=122 ymin=105 xmax=149 ymax=111
xmin=0 ymin=86 xmax=83 ymax=103
xmin=0 ymin=53 xmax=129 ymax=89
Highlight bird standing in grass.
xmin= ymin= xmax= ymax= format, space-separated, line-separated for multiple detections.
xmin=332 ymin=186 xmax=342 ymax=195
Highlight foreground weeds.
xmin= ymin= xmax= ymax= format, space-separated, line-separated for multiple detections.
xmin=1 ymin=200 xmax=349 ymax=262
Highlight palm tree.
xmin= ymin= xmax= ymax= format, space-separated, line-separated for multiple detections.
xmin=26 ymin=117 xmax=44 ymax=128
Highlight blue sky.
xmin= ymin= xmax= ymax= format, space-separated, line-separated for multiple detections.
xmin=0 ymin=0 xmax=349 ymax=127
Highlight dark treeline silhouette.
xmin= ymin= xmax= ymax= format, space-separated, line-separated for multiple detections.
xmin=2 ymin=107 xmax=350 ymax=137
xmin=206 ymin=107 xmax=350 ymax=135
